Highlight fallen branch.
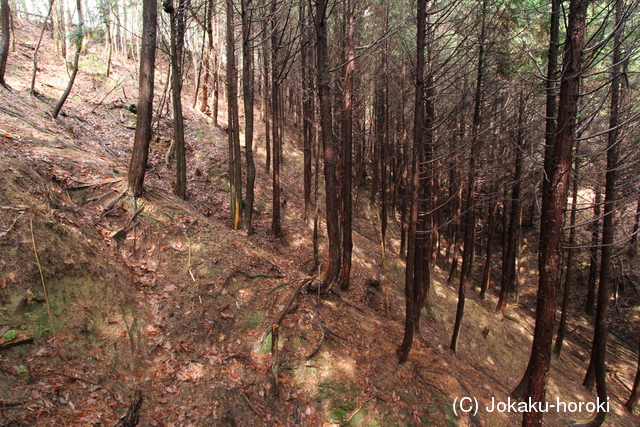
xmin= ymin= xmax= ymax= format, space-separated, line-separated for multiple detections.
xmin=0 ymin=399 xmax=26 ymax=409
xmin=266 ymin=282 xmax=288 ymax=295
xmin=332 ymin=291 xmax=367 ymax=313
xmin=271 ymin=279 xmax=312 ymax=328
xmin=345 ymin=397 xmax=376 ymax=422
xmin=241 ymin=390 xmax=265 ymax=419
xmin=0 ymin=330 xmax=34 ymax=352
xmin=104 ymin=187 xmax=127 ymax=213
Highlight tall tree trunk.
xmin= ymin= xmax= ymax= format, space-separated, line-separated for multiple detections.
xmin=515 ymin=2 xmax=587 ymax=426
xmin=0 ymin=0 xmax=9 ymax=88
xmin=226 ymin=0 xmax=242 ymax=230
xmin=479 ymin=197 xmax=496 ymax=299
xmin=397 ymin=0 xmax=426 ymax=364
xmin=316 ymin=0 xmax=341 ymax=289
xmin=586 ymin=189 xmax=601 ymax=315
xmin=338 ymin=0 xmax=354 ymax=291
xmin=212 ymin=48 xmax=219 ymax=126
xmin=301 ymin=0 xmax=313 ymax=221
xmin=52 ymin=0 xmax=84 ymax=118
xmin=242 ymin=0 xmax=255 ymax=234
xmin=554 ymin=161 xmax=579 ymax=356
xmin=127 ymin=0 xmax=157 ymax=196
xmin=497 ymin=95 xmax=525 ymax=314
xmin=581 ymin=4 xmax=623 ymax=424
xmin=165 ymin=0 xmax=187 ymax=199
xmin=103 ymin=6 xmax=112 ymax=77
xmin=200 ymin=0 xmax=213 ymax=112
xmin=511 ymin=0 xmax=559 ymax=401
xmin=263 ymin=38 xmax=271 ymax=174
xmin=451 ymin=0 xmax=486 ymax=353
xmin=271 ymin=1 xmax=282 ymax=237
xmin=52 ymin=0 xmax=65 ymax=58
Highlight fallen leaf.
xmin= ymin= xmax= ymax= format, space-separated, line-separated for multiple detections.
xmin=8 ymin=272 xmax=17 ymax=283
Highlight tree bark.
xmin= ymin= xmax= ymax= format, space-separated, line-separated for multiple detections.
xmin=127 ymin=0 xmax=157 ymax=197
xmin=316 ymin=0 xmax=341 ymax=289
xmin=451 ymin=0 xmax=486 ymax=353
xmin=242 ymin=0 xmax=255 ymax=234
xmin=271 ymin=1 xmax=282 ymax=237
xmin=301 ymin=0 xmax=313 ymax=221
xmin=165 ymin=0 xmax=187 ymax=199
xmin=511 ymin=0 xmax=560 ymax=401
xmin=479 ymin=196 xmax=497 ymax=299
xmin=586 ymin=189 xmax=601 ymax=315
xmin=496 ymin=95 xmax=525 ymax=314
xmin=199 ymin=0 xmax=213 ymax=112
xmin=397 ymin=0 xmax=426 ymax=364
xmin=581 ymin=4 xmax=623 ymax=424
xmin=226 ymin=0 xmax=242 ymax=230
xmin=554 ymin=162 xmax=579 ymax=356
xmin=515 ymin=2 xmax=587 ymax=426
xmin=338 ymin=0 xmax=354 ymax=291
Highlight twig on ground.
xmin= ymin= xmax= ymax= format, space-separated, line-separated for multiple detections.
xmin=242 ymin=390 xmax=265 ymax=419
xmin=345 ymin=397 xmax=377 ymax=422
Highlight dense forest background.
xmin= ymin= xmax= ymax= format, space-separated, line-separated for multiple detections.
xmin=0 ymin=0 xmax=639 ymax=425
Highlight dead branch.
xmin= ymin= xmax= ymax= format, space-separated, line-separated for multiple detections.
xmin=0 ymin=399 xmax=26 ymax=409
xmin=332 ymin=291 xmax=367 ymax=313
xmin=271 ymin=279 xmax=312 ymax=328
xmin=104 ymin=187 xmax=127 ymax=213
xmin=0 ymin=330 xmax=34 ymax=352
xmin=241 ymin=390 xmax=265 ymax=419
xmin=345 ymin=397 xmax=377 ymax=422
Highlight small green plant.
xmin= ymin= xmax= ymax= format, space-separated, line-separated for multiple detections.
xmin=3 ymin=330 xmax=17 ymax=341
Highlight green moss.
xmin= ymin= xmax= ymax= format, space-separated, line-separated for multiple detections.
xmin=244 ymin=312 xmax=263 ymax=329
xmin=3 ymin=330 xmax=17 ymax=340
xmin=259 ymin=331 xmax=272 ymax=354
xmin=316 ymin=379 xmax=361 ymax=422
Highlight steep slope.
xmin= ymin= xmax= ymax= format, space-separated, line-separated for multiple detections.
xmin=0 ymin=18 xmax=638 ymax=427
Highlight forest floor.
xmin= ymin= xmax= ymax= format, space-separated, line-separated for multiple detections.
xmin=0 ymin=18 xmax=639 ymax=427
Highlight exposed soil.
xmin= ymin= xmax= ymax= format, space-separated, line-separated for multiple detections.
xmin=0 ymin=18 xmax=638 ymax=427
